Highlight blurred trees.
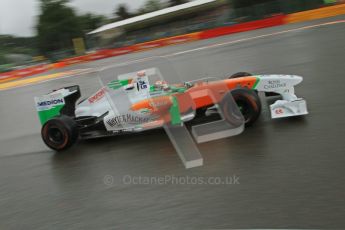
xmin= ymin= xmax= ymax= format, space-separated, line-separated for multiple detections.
xmin=0 ymin=35 xmax=37 ymax=55
xmin=169 ymin=0 xmax=188 ymax=6
xmin=36 ymin=0 xmax=83 ymax=55
xmin=34 ymin=0 xmax=191 ymax=55
xmin=36 ymin=0 xmax=107 ymax=56
xmin=114 ymin=4 xmax=132 ymax=20
xmin=231 ymin=0 xmax=272 ymax=8
xmin=139 ymin=0 xmax=163 ymax=14
xmin=0 ymin=35 xmax=37 ymax=69
xmin=78 ymin=13 xmax=107 ymax=33
xmin=0 ymin=0 xmax=331 ymax=67
xmin=230 ymin=0 xmax=324 ymax=15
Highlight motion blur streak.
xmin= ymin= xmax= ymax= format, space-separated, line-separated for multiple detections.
xmin=3 ymin=17 xmax=339 ymax=90
xmin=162 ymin=19 xmax=345 ymax=57
xmin=0 ymin=16 xmax=344 ymax=228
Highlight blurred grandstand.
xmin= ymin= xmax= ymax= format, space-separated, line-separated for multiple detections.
xmin=87 ymin=0 xmax=340 ymax=50
xmin=0 ymin=0 xmax=343 ymax=73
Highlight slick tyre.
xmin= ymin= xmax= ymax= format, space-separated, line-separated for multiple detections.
xmin=229 ymin=72 xmax=253 ymax=79
xmin=229 ymin=72 xmax=279 ymax=97
xmin=41 ymin=116 xmax=79 ymax=151
xmin=221 ymin=88 xmax=261 ymax=127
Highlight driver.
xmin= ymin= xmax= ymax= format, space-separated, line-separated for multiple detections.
xmin=154 ymin=80 xmax=170 ymax=91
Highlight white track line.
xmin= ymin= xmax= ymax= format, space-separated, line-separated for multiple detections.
xmin=1 ymin=19 xmax=344 ymax=91
xmin=161 ymin=20 xmax=345 ymax=57
xmin=100 ymin=19 xmax=345 ymax=70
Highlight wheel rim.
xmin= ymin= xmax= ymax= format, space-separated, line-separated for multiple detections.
xmin=236 ymin=99 xmax=251 ymax=123
xmin=48 ymin=126 xmax=64 ymax=144
xmin=221 ymin=101 xmax=244 ymax=126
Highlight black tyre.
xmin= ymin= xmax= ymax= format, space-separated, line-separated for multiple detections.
xmin=224 ymin=88 xmax=261 ymax=126
xmin=229 ymin=72 xmax=252 ymax=79
xmin=41 ymin=116 xmax=79 ymax=151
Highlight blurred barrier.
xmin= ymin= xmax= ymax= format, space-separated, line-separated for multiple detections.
xmin=65 ymin=4 xmax=343 ymax=67
xmin=0 ymin=64 xmax=52 ymax=83
xmin=1 ymin=4 xmax=344 ymax=84
xmin=0 ymin=73 xmax=15 ymax=83
xmin=57 ymin=56 xmax=86 ymax=66
xmin=286 ymin=4 xmax=345 ymax=23
xmin=199 ymin=15 xmax=286 ymax=39
xmin=54 ymin=16 xmax=284 ymax=68
xmin=133 ymin=40 xmax=166 ymax=51
xmin=133 ymin=33 xmax=201 ymax=50
xmin=52 ymin=62 xmax=67 ymax=68
xmin=51 ymin=33 xmax=202 ymax=68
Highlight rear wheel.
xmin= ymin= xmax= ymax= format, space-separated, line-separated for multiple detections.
xmin=41 ymin=116 xmax=79 ymax=151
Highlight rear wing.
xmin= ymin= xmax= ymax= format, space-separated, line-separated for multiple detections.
xmin=34 ymin=86 xmax=81 ymax=125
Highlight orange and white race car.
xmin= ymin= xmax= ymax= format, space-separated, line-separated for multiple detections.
xmin=34 ymin=68 xmax=308 ymax=151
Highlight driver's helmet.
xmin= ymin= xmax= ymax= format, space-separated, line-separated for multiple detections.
xmin=154 ymin=80 xmax=169 ymax=91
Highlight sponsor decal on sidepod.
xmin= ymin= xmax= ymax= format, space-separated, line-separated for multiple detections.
xmin=106 ymin=114 xmax=152 ymax=127
xmin=88 ymin=87 xmax=107 ymax=104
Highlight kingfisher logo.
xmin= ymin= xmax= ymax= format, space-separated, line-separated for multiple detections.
xmin=37 ymin=98 xmax=64 ymax=107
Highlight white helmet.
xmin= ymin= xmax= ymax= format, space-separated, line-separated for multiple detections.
xmin=154 ymin=80 xmax=169 ymax=90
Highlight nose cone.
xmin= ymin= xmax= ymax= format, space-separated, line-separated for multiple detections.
xmin=291 ymin=75 xmax=303 ymax=84
xmin=258 ymin=74 xmax=303 ymax=85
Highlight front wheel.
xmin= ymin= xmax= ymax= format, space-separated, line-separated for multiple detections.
xmin=228 ymin=88 xmax=261 ymax=126
xmin=229 ymin=72 xmax=253 ymax=79
xmin=41 ymin=116 xmax=79 ymax=151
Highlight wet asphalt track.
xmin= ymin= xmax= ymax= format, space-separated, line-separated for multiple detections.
xmin=0 ymin=16 xmax=345 ymax=229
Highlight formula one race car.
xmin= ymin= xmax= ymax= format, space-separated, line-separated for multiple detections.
xmin=35 ymin=69 xmax=308 ymax=151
